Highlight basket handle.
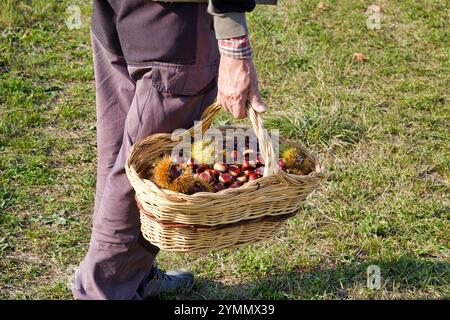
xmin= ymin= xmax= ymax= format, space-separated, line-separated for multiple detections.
xmin=188 ymin=101 xmax=278 ymax=177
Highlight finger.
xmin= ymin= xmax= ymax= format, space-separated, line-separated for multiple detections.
xmin=231 ymin=96 xmax=247 ymax=119
xmin=218 ymin=95 xmax=231 ymax=113
xmin=249 ymin=90 xmax=267 ymax=113
xmin=248 ymin=61 xmax=267 ymax=113
xmin=231 ymin=104 xmax=247 ymax=119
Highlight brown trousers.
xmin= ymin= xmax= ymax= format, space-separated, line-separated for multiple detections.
xmin=72 ymin=3 xmax=219 ymax=299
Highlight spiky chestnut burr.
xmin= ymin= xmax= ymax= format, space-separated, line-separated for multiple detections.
xmin=152 ymin=156 xmax=195 ymax=194
xmin=191 ymin=139 xmax=216 ymax=165
xmin=280 ymin=146 xmax=298 ymax=168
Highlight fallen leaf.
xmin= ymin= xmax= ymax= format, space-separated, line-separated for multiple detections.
xmin=353 ymin=52 xmax=368 ymax=62
xmin=317 ymin=2 xmax=327 ymax=10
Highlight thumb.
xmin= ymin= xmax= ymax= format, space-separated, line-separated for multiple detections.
xmin=249 ymin=90 xmax=267 ymax=114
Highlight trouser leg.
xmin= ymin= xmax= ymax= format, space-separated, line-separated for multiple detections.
xmin=90 ymin=33 xmax=135 ymax=219
xmin=73 ymin=33 xmax=160 ymax=300
xmin=73 ymin=4 xmax=218 ymax=300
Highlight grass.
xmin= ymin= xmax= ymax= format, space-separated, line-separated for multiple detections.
xmin=0 ymin=0 xmax=448 ymax=299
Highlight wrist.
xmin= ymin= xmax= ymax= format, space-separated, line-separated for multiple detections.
xmin=218 ymin=35 xmax=252 ymax=60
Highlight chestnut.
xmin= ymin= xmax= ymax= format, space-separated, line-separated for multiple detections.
xmin=248 ymin=173 xmax=258 ymax=181
xmin=214 ymin=162 xmax=228 ymax=172
xmin=241 ymin=160 xmax=255 ymax=171
xmin=228 ymin=181 xmax=242 ymax=188
xmin=204 ymin=169 xmax=218 ymax=182
xmin=278 ymin=158 xmax=286 ymax=171
xmin=169 ymin=165 xmax=182 ymax=180
xmin=243 ymin=169 xmax=254 ymax=176
xmin=255 ymin=166 xmax=264 ymax=177
xmin=219 ymin=172 xmax=234 ymax=185
xmin=228 ymin=165 xmax=242 ymax=177
xmin=213 ymin=183 xmax=226 ymax=192
xmin=236 ymin=175 xmax=248 ymax=183
xmin=196 ymin=164 xmax=208 ymax=174
xmin=197 ymin=172 xmax=214 ymax=184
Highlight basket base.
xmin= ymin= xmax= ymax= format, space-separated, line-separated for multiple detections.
xmin=140 ymin=213 xmax=287 ymax=253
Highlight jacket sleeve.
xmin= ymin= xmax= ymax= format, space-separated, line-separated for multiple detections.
xmin=210 ymin=0 xmax=256 ymax=13
xmin=208 ymin=1 xmax=256 ymax=39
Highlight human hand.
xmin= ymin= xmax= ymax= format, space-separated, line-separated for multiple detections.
xmin=217 ymin=54 xmax=267 ymax=119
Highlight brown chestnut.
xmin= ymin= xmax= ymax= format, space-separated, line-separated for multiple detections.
xmin=196 ymin=164 xmax=208 ymax=173
xmin=278 ymin=158 xmax=286 ymax=171
xmin=228 ymin=181 xmax=242 ymax=188
xmin=243 ymin=169 xmax=254 ymax=176
xmin=241 ymin=160 xmax=255 ymax=171
xmin=228 ymin=165 xmax=242 ymax=177
xmin=214 ymin=162 xmax=228 ymax=172
xmin=248 ymin=173 xmax=258 ymax=181
xmin=236 ymin=175 xmax=248 ymax=183
xmin=197 ymin=172 xmax=214 ymax=184
xmin=255 ymin=166 xmax=264 ymax=177
xmin=219 ymin=172 xmax=234 ymax=185
xmin=213 ymin=183 xmax=226 ymax=192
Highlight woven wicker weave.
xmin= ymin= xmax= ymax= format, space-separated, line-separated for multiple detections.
xmin=126 ymin=101 xmax=325 ymax=252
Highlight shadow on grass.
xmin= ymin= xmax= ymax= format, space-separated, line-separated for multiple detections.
xmin=164 ymin=256 xmax=449 ymax=299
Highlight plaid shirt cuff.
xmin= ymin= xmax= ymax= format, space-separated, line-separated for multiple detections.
xmin=218 ymin=35 xmax=252 ymax=59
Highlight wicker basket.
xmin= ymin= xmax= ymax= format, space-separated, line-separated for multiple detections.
xmin=126 ymin=101 xmax=325 ymax=252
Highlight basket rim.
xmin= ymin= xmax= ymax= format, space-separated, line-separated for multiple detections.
xmin=125 ymin=101 xmax=326 ymax=200
xmin=127 ymin=161 xmax=325 ymax=202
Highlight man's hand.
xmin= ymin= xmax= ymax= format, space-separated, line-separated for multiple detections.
xmin=217 ymin=54 xmax=267 ymax=118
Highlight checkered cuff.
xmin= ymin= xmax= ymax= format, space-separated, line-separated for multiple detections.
xmin=218 ymin=35 xmax=252 ymax=59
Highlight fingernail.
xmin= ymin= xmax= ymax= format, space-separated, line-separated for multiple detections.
xmin=254 ymin=103 xmax=267 ymax=113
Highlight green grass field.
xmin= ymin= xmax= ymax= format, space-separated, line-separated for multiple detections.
xmin=0 ymin=0 xmax=449 ymax=299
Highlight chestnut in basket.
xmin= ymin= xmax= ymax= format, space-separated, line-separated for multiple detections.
xmin=152 ymin=156 xmax=195 ymax=194
xmin=278 ymin=158 xmax=286 ymax=171
xmin=196 ymin=164 xmax=208 ymax=174
xmin=241 ymin=160 xmax=255 ymax=171
xmin=219 ymin=172 xmax=234 ymax=185
xmin=196 ymin=171 xmax=215 ymax=184
xmin=255 ymin=166 xmax=264 ymax=177
xmin=229 ymin=181 xmax=242 ymax=188
xmin=214 ymin=162 xmax=228 ymax=172
xmin=204 ymin=169 xmax=218 ymax=180
xmin=228 ymin=165 xmax=242 ymax=177
xmin=236 ymin=175 xmax=248 ymax=183
xmin=213 ymin=183 xmax=226 ymax=192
